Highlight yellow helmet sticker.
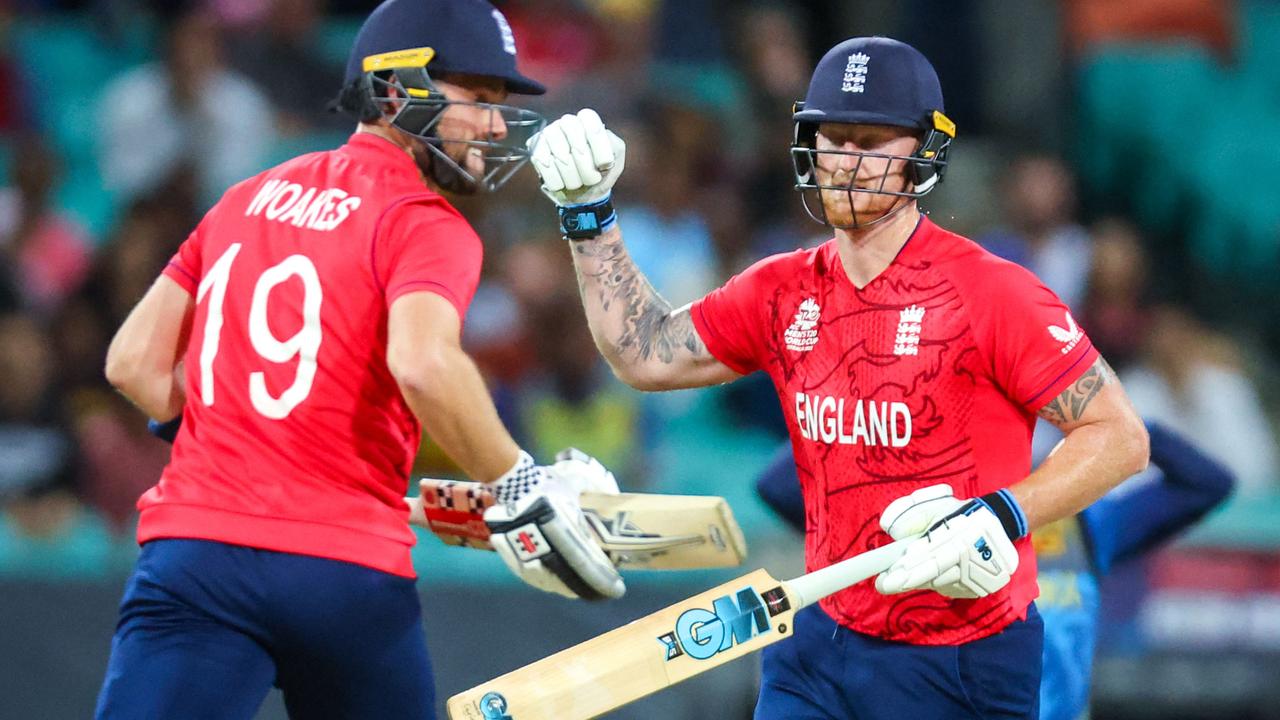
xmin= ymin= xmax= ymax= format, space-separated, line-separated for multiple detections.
xmin=932 ymin=110 xmax=956 ymax=138
xmin=362 ymin=47 xmax=436 ymax=73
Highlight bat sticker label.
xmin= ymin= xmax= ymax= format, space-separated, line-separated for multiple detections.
xmin=479 ymin=691 xmax=512 ymax=720
xmin=659 ymin=587 xmax=770 ymax=661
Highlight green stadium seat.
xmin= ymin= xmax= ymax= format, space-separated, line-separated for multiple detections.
xmin=1075 ymin=43 xmax=1223 ymax=229
xmin=55 ymin=158 xmax=118 ymax=242
xmin=316 ymin=18 xmax=365 ymax=69
xmin=12 ymin=18 xmax=154 ymax=157
xmin=1239 ymin=0 xmax=1280 ymax=79
xmin=1180 ymin=99 xmax=1280 ymax=279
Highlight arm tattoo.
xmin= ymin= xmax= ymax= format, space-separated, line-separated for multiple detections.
xmin=1038 ymin=357 xmax=1115 ymax=426
xmin=572 ymin=236 xmax=706 ymax=365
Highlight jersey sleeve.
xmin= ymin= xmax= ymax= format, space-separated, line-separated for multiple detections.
xmin=689 ymin=255 xmax=776 ymax=375
xmin=972 ymin=260 xmax=1100 ymax=412
xmin=373 ymin=198 xmax=484 ymax=320
xmin=163 ymin=222 xmax=204 ymax=295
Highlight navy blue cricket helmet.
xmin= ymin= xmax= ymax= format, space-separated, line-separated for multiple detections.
xmin=337 ymin=0 xmax=547 ymax=193
xmin=791 ymin=37 xmax=956 ymax=227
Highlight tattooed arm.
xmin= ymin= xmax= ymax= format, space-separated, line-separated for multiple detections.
xmin=1010 ymin=356 xmax=1150 ymax=531
xmin=568 ymin=226 xmax=742 ymax=391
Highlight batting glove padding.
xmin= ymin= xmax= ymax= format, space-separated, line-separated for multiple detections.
xmin=485 ymin=450 xmax=625 ymax=601
xmin=528 ymin=109 xmax=626 ymax=208
xmin=875 ymin=504 xmax=1020 ymax=599
xmin=875 ymin=487 xmax=1027 ymax=599
xmin=879 ymin=483 xmax=964 ymax=540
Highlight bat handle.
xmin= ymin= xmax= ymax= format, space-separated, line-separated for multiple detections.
xmin=786 ymin=538 xmax=913 ymax=609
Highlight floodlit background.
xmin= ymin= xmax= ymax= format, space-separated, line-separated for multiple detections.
xmin=1 ymin=0 xmax=1278 ymax=718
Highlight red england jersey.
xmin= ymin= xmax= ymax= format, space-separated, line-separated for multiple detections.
xmin=691 ymin=216 xmax=1097 ymax=644
xmin=141 ymin=133 xmax=483 ymax=578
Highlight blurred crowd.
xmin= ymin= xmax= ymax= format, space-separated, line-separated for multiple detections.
xmin=1 ymin=0 xmax=1278 ymax=573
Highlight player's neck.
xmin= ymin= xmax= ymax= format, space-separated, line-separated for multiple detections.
xmin=833 ymin=204 xmax=921 ymax=289
xmin=356 ymin=123 xmax=437 ymax=190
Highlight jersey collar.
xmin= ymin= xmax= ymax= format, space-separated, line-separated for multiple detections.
xmin=344 ymin=132 xmax=424 ymax=177
xmin=823 ymin=213 xmax=936 ymax=288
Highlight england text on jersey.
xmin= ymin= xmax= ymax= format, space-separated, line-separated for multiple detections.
xmin=795 ymin=393 xmax=912 ymax=447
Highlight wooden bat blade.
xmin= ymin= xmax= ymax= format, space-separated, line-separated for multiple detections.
xmin=581 ymin=493 xmax=748 ymax=569
xmin=417 ymin=479 xmax=747 ymax=570
xmin=445 ymin=540 xmax=910 ymax=720
xmin=446 ymin=568 xmax=789 ymax=720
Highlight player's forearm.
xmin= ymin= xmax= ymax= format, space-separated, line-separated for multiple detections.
xmin=105 ymin=327 xmax=187 ymax=420
xmin=569 ymin=226 xmax=703 ymax=389
xmin=106 ymin=368 xmax=185 ymax=421
xmin=1012 ymin=420 xmax=1147 ymax=530
xmin=395 ymin=344 xmax=521 ymax=482
xmin=1013 ymin=364 xmax=1149 ymax=531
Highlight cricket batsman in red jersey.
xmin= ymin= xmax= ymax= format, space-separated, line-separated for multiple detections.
xmin=525 ymin=37 xmax=1150 ymax=719
xmin=95 ymin=1 xmax=624 ymax=718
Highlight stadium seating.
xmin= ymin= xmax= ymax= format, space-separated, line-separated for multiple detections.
xmin=1074 ymin=0 xmax=1280 ymax=288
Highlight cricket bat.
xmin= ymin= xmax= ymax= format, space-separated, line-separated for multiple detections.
xmin=445 ymin=538 xmax=911 ymax=720
xmin=415 ymin=479 xmax=748 ymax=570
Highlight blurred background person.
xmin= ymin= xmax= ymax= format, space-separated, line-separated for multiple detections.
xmin=1121 ymin=306 xmax=1280 ymax=497
xmin=0 ymin=136 xmax=93 ymax=317
xmin=979 ymin=153 xmax=1093 ymax=311
xmin=97 ymin=8 xmax=275 ymax=206
xmin=223 ymin=0 xmax=350 ymax=135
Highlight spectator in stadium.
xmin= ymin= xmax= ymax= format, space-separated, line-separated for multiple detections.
xmin=516 ymin=290 xmax=647 ymax=485
xmin=1121 ymin=305 xmax=1280 ymax=496
xmin=1081 ymin=217 xmax=1154 ymax=372
xmin=0 ymin=0 xmax=29 ymax=135
xmin=97 ymin=9 xmax=274 ymax=205
xmin=754 ymin=418 xmax=1235 ymax=720
xmin=0 ymin=136 xmax=93 ymax=316
xmin=613 ymin=105 xmax=719 ymax=308
xmin=225 ymin=0 xmax=349 ymax=134
xmin=0 ymin=312 xmax=79 ymax=529
xmin=979 ymin=153 xmax=1093 ymax=310
xmin=733 ymin=3 xmax=826 ymax=260
xmin=52 ymin=201 xmax=180 ymax=532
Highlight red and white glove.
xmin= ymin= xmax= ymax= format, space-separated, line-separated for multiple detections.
xmin=484 ymin=449 xmax=625 ymax=601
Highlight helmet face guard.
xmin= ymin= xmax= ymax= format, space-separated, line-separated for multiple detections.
xmin=361 ymin=47 xmax=546 ymax=193
xmin=791 ymin=107 xmax=955 ymax=229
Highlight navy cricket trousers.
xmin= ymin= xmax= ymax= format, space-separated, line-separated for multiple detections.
xmin=95 ymin=539 xmax=436 ymax=719
xmin=756 ymin=604 xmax=1043 ymax=720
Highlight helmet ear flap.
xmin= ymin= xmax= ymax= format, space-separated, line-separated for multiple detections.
xmin=792 ymin=101 xmax=819 ymax=186
xmin=906 ymin=110 xmax=955 ymax=194
xmin=906 ymin=128 xmax=951 ymax=193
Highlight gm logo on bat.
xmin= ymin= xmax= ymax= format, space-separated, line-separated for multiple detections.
xmin=479 ymin=691 xmax=512 ymax=720
xmin=656 ymin=587 xmax=774 ymax=661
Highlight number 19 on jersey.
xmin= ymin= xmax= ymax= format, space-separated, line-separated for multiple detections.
xmin=197 ymin=243 xmax=323 ymax=419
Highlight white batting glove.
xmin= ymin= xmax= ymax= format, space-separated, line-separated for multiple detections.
xmin=875 ymin=506 xmax=1019 ymax=599
xmin=547 ymin=447 xmax=620 ymax=496
xmin=527 ymin=109 xmax=626 ymax=207
xmin=879 ymin=483 xmax=964 ymax=540
xmin=484 ymin=451 xmax=625 ymax=601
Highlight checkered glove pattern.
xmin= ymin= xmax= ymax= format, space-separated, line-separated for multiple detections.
xmin=492 ymin=451 xmax=548 ymax=505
